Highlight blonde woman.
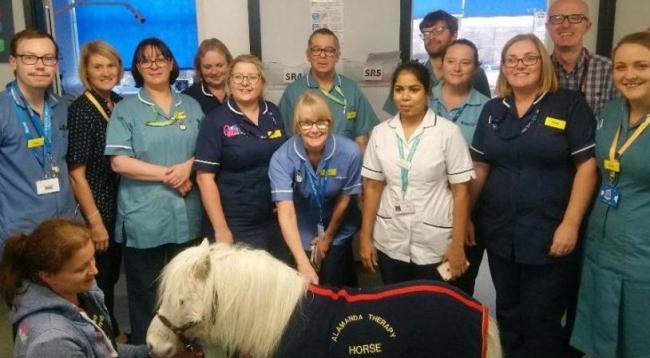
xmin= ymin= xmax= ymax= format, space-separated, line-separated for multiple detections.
xmin=67 ymin=40 xmax=124 ymax=339
xmin=269 ymin=92 xmax=362 ymax=285
xmin=195 ymin=55 xmax=287 ymax=256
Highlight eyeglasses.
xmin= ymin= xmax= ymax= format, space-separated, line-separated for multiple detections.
xmin=503 ymin=55 xmax=541 ymax=68
xmin=15 ymin=54 xmax=58 ymax=66
xmin=419 ymin=26 xmax=449 ymax=39
xmin=309 ymin=47 xmax=338 ymax=57
xmin=139 ymin=58 xmax=169 ymax=68
xmin=230 ymin=73 xmax=261 ymax=84
xmin=547 ymin=14 xmax=588 ymax=25
xmin=299 ymin=120 xmax=330 ymax=131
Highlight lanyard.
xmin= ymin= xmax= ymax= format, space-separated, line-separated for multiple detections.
xmin=488 ymin=106 xmax=541 ymax=139
xmin=11 ymin=83 xmax=53 ymax=171
xmin=396 ymin=132 xmax=423 ymax=196
xmin=319 ymin=85 xmax=347 ymax=114
xmin=437 ymin=100 xmax=466 ymax=123
xmin=304 ymin=159 xmax=331 ymax=224
xmin=84 ymin=91 xmax=110 ymax=121
xmin=606 ymin=114 xmax=650 ymax=181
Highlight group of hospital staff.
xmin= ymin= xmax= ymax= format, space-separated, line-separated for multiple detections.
xmin=1 ymin=0 xmax=650 ymax=357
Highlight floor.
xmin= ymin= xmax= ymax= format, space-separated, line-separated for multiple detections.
xmin=1 ymin=254 xmax=496 ymax=356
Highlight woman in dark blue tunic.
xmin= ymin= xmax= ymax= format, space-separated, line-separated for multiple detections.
xmin=195 ymin=55 xmax=287 ymax=254
xmin=470 ymin=34 xmax=597 ymax=358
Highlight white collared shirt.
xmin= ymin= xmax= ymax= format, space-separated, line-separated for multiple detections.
xmin=361 ymin=109 xmax=475 ymax=265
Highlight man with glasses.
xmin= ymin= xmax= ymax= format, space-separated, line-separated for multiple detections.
xmin=279 ymin=28 xmax=378 ymax=153
xmin=547 ymin=0 xmax=617 ymax=116
xmin=383 ymin=10 xmax=492 ymax=115
xmin=0 ymin=30 xmax=77 ymax=253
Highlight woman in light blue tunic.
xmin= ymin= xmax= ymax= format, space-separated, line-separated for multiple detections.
xmin=571 ymin=31 xmax=650 ymax=358
xmin=104 ymin=38 xmax=203 ymax=344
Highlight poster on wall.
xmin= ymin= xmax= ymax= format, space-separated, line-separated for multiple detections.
xmin=0 ymin=0 xmax=15 ymax=62
xmin=311 ymin=0 xmax=344 ymax=50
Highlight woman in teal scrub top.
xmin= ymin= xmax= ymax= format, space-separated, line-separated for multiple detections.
xmin=571 ymin=31 xmax=650 ymax=358
xmin=104 ymin=38 xmax=203 ymax=344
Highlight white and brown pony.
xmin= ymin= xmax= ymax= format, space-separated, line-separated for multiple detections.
xmin=147 ymin=241 xmax=502 ymax=358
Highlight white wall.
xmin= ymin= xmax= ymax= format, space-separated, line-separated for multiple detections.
xmin=613 ymin=0 xmax=650 ymax=44
xmin=0 ymin=0 xmax=26 ymax=85
xmin=195 ymin=0 xmax=250 ymax=58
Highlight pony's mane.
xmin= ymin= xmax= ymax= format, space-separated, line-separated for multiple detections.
xmin=158 ymin=243 xmax=308 ymax=357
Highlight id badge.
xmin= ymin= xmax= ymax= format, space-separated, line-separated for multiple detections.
xmin=395 ymin=200 xmax=415 ymax=215
xmin=598 ymin=183 xmax=620 ymax=208
xmin=36 ymin=178 xmax=60 ymax=195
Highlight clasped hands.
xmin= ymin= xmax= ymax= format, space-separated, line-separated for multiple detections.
xmin=163 ymin=160 xmax=193 ymax=196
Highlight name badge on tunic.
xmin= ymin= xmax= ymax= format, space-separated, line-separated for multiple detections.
xmin=36 ymin=178 xmax=60 ymax=195
xmin=27 ymin=137 xmax=45 ymax=148
xmin=394 ymin=200 xmax=415 ymax=215
xmin=598 ymin=183 xmax=620 ymax=208
xmin=544 ymin=117 xmax=566 ymax=130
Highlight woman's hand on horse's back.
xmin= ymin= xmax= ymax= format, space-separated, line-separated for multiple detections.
xmin=297 ymin=262 xmax=320 ymax=285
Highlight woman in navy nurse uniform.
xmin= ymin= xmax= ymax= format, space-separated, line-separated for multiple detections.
xmin=195 ymin=55 xmax=287 ymax=254
xmin=470 ymin=34 xmax=597 ymax=358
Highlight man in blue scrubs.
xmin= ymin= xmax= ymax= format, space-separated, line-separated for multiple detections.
xmin=383 ymin=10 xmax=492 ymax=115
xmin=279 ymin=28 xmax=378 ymax=153
xmin=0 ymin=30 xmax=77 ymax=253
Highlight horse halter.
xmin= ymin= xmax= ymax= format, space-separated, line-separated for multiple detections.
xmin=155 ymin=311 xmax=202 ymax=352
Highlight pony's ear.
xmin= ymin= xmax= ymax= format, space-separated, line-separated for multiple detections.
xmin=199 ymin=238 xmax=210 ymax=248
xmin=193 ymin=249 xmax=211 ymax=281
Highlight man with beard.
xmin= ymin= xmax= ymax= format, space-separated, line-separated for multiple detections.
xmin=383 ymin=10 xmax=491 ymax=115
xmin=547 ymin=0 xmax=617 ymax=117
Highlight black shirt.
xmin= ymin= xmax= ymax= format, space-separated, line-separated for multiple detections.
xmin=183 ymin=81 xmax=223 ymax=115
xmin=66 ymin=90 xmax=122 ymax=230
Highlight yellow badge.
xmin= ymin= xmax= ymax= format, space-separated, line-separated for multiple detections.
xmin=267 ymin=129 xmax=282 ymax=139
xmin=603 ymin=159 xmax=620 ymax=172
xmin=320 ymin=168 xmax=337 ymax=176
xmin=346 ymin=111 xmax=357 ymax=120
xmin=27 ymin=137 xmax=45 ymax=148
xmin=544 ymin=117 xmax=566 ymax=130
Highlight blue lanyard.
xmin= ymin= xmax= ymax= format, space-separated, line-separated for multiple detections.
xmin=11 ymin=83 xmax=53 ymax=170
xmin=304 ymin=159 xmax=331 ymax=224
xmin=396 ymin=132 xmax=423 ymax=196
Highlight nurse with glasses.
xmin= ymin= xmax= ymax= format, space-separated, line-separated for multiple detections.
xmin=195 ymin=54 xmax=287 ymax=257
xmin=470 ymin=34 xmax=597 ymax=358
xmin=279 ymin=28 xmax=378 ymax=153
xmin=270 ymin=92 xmax=362 ymax=285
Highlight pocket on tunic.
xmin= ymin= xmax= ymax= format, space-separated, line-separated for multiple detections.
xmin=415 ymin=221 xmax=453 ymax=256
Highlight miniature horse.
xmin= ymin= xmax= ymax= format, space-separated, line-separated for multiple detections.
xmin=147 ymin=241 xmax=502 ymax=357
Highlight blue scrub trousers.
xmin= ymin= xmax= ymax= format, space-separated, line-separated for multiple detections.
xmin=488 ymin=253 xmax=579 ymax=358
